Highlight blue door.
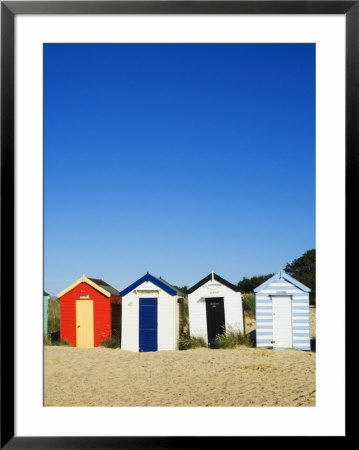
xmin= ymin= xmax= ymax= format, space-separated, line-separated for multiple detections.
xmin=139 ymin=298 xmax=157 ymax=352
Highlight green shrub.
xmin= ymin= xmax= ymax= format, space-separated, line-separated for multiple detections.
xmin=242 ymin=293 xmax=255 ymax=315
xmin=211 ymin=326 xmax=253 ymax=349
xmin=44 ymin=331 xmax=70 ymax=346
xmin=101 ymin=336 xmax=121 ymax=348
xmin=43 ymin=334 xmax=52 ymax=345
xmin=178 ymin=334 xmax=207 ymax=350
xmin=51 ymin=339 xmax=71 ymax=346
xmin=47 ymin=299 xmax=60 ymax=333
xmin=44 ymin=337 xmax=71 ymax=346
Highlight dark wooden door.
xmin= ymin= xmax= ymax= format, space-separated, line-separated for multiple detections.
xmin=205 ymin=297 xmax=225 ymax=343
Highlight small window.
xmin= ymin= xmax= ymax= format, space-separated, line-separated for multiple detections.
xmin=79 ymin=295 xmax=89 ymax=299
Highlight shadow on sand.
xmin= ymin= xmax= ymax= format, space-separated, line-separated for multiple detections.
xmin=248 ymin=329 xmax=256 ymax=346
xmin=310 ymin=338 xmax=316 ymax=352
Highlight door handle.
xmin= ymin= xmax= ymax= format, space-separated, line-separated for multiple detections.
xmin=77 ymin=325 xmax=80 ymax=328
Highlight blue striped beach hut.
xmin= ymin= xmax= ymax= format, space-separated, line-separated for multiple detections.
xmin=254 ymin=270 xmax=311 ymax=351
xmin=44 ymin=290 xmax=50 ymax=335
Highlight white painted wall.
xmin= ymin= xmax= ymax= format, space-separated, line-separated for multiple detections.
xmin=121 ymin=289 xmax=140 ymax=352
xmin=188 ymin=279 xmax=244 ymax=343
xmin=121 ymin=280 xmax=181 ymax=352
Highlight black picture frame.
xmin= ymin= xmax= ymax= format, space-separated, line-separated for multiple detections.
xmin=1 ymin=1 xmax=351 ymax=447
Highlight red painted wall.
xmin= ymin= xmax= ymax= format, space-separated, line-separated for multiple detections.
xmin=59 ymin=282 xmax=121 ymax=347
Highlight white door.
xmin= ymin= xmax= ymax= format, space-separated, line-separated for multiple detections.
xmin=272 ymin=296 xmax=292 ymax=349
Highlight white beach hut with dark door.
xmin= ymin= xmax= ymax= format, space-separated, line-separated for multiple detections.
xmin=120 ymin=272 xmax=184 ymax=352
xmin=254 ymin=270 xmax=311 ymax=350
xmin=187 ymin=272 xmax=244 ymax=344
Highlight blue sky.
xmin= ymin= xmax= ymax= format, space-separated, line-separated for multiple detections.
xmin=44 ymin=43 xmax=315 ymax=296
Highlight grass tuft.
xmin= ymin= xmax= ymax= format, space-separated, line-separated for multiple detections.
xmin=178 ymin=334 xmax=207 ymax=350
xmin=45 ymin=338 xmax=71 ymax=346
xmin=101 ymin=336 xmax=121 ymax=348
xmin=211 ymin=326 xmax=253 ymax=349
xmin=54 ymin=339 xmax=71 ymax=346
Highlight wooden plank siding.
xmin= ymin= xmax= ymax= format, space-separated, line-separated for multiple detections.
xmin=255 ymin=272 xmax=311 ymax=351
xmin=188 ymin=275 xmax=244 ymax=344
xmin=59 ymin=282 xmax=121 ymax=347
xmin=121 ymin=279 xmax=183 ymax=352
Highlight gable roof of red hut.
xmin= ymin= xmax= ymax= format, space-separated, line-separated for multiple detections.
xmin=57 ymin=275 xmax=120 ymax=298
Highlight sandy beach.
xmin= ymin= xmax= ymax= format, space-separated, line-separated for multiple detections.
xmin=44 ymin=308 xmax=315 ymax=407
xmin=44 ymin=346 xmax=315 ymax=407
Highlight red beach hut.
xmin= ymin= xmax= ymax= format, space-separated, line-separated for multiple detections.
xmin=57 ymin=275 xmax=122 ymax=347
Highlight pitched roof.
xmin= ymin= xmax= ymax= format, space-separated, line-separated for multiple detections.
xmin=43 ymin=290 xmax=50 ymax=297
xmin=88 ymin=278 xmax=120 ymax=296
xmin=121 ymin=272 xmax=184 ymax=297
xmin=254 ymin=270 xmax=311 ymax=293
xmin=57 ymin=275 xmax=120 ymax=298
xmin=187 ymin=272 xmax=240 ymax=294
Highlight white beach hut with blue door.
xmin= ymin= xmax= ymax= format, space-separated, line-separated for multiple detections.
xmin=254 ymin=270 xmax=311 ymax=350
xmin=120 ymin=273 xmax=184 ymax=352
xmin=187 ymin=272 xmax=244 ymax=345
